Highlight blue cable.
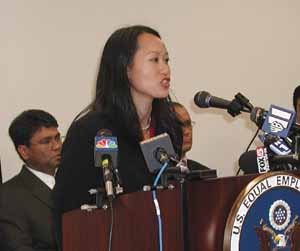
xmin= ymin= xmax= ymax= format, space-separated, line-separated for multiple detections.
xmin=153 ymin=162 xmax=169 ymax=187
xmin=152 ymin=162 xmax=169 ymax=251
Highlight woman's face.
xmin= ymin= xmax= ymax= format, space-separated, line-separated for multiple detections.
xmin=127 ymin=33 xmax=171 ymax=103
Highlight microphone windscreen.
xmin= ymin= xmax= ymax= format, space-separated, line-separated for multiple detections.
xmin=238 ymin=150 xmax=258 ymax=174
xmin=194 ymin=91 xmax=211 ymax=108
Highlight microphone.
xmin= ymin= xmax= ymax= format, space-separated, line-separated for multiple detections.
xmin=194 ymin=91 xmax=251 ymax=116
xmin=153 ymin=147 xmax=187 ymax=173
xmin=194 ymin=92 xmax=300 ymax=139
xmin=154 ymin=147 xmax=170 ymax=164
xmin=271 ymin=153 xmax=300 ymax=164
xmin=239 ymin=150 xmax=261 ymax=174
xmin=94 ymin=129 xmax=118 ymax=168
xmin=239 ymin=148 xmax=297 ymax=174
xmin=140 ymin=133 xmax=177 ymax=173
xmin=194 ymin=91 xmax=231 ymax=109
xmin=258 ymin=134 xmax=292 ymax=156
xmin=94 ymin=129 xmax=119 ymax=200
xmin=102 ymin=158 xmax=114 ymax=200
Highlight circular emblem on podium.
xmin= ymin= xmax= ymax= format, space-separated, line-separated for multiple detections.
xmin=269 ymin=200 xmax=291 ymax=231
xmin=223 ymin=172 xmax=300 ymax=251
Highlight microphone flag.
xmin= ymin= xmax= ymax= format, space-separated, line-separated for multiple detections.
xmin=94 ymin=136 xmax=118 ymax=168
xmin=262 ymin=105 xmax=295 ymax=138
xmin=256 ymin=147 xmax=270 ymax=174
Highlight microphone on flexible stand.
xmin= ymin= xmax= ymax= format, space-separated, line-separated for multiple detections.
xmin=194 ymin=91 xmax=232 ymax=109
xmin=94 ymin=129 xmax=123 ymax=201
xmin=194 ymin=91 xmax=252 ymax=115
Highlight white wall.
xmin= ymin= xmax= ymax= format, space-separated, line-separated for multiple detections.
xmin=1 ymin=0 xmax=300 ymax=181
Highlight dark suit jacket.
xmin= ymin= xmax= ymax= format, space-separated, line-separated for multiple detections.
xmin=0 ymin=166 xmax=57 ymax=251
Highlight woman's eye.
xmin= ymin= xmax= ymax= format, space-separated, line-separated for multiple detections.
xmin=150 ymin=57 xmax=159 ymax=62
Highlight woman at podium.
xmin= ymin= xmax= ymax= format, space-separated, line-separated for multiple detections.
xmin=53 ymin=25 xmax=183 ymax=217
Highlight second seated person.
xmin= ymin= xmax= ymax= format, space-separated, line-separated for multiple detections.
xmin=53 ymin=25 xmax=183 ymax=214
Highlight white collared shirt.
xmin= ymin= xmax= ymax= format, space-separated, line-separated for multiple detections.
xmin=26 ymin=166 xmax=56 ymax=190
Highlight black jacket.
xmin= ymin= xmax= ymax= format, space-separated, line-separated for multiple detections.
xmin=53 ymin=111 xmax=181 ymax=214
xmin=0 ymin=166 xmax=57 ymax=251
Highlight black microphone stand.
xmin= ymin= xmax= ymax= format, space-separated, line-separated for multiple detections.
xmin=227 ymin=92 xmax=253 ymax=117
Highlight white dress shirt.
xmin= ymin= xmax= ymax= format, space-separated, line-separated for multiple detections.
xmin=26 ymin=166 xmax=56 ymax=190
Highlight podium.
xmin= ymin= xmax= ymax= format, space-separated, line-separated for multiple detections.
xmin=63 ymin=185 xmax=184 ymax=251
xmin=62 ymin=174 xmax=266 ymax=251
xmin=187 ymin=174 xmax=257 ymax=250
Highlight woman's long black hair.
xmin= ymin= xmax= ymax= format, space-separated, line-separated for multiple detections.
xmin=76 ymin=25 xmax=183 ymax=156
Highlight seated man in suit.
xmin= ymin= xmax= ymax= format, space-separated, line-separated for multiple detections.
xmin=173 ymin=102 xmax=209 ymax=171
xmin=0 ymin=109 xmax=62 ymax=251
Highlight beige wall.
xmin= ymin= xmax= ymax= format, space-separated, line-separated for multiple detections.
xmin=1 ymin=0 xmax=300 ymax=181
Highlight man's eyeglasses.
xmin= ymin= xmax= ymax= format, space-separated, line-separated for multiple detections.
xmin=30 ymin=135 xmax=63 ymax=148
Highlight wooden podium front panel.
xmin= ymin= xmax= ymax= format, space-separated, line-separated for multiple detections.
xmin=187 ymin=174 xmax=257 ymax=251
xmin=63 ymin=185 xmax=184 ymax=251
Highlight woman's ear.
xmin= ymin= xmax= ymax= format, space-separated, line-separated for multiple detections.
xmin=127 ymin=66 xmax=132 ymax=81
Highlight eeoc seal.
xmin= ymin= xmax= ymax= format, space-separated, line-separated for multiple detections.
xmin=269 ymin=200 xmax=291 ymax=231
xmin=223 ymin=172 xmax=300 ymax=251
